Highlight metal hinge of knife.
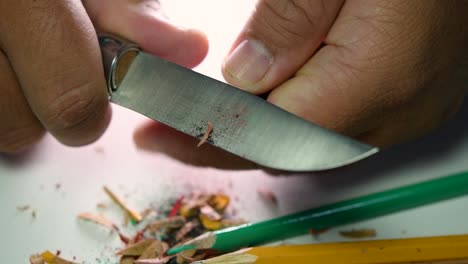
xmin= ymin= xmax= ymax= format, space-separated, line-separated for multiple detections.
xmin=98 ymin=34 xmax=378 ymax=172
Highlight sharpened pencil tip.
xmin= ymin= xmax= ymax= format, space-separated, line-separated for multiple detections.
xmin=167 ymin=244 xmax=196 ymax=255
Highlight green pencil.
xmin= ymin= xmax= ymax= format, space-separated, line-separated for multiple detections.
xmin=167 ymin=170 xmax=468 ymax=255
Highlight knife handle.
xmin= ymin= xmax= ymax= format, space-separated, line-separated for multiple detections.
xmin=98 ymin=34 xmax=140 ymax=94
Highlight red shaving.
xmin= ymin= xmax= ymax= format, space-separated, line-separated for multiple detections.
xmin=119 ymin=233 xmax=131 ymax=244
xmin=132 ymin=230 xmax=145 ymax=243
xmin=197 ymin=121 xmax=213 ymax=147
xmin=168 ymin=196 xmax=185 ymax=217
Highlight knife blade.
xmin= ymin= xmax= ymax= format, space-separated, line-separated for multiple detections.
xmin=99 ymin=34 xmax=378 ymax=171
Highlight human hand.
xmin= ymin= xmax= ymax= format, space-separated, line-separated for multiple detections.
xmin=0 ymin=0 xmax=208 ymax=153
xmin=134 ymin=0 xmax=468 ymax=170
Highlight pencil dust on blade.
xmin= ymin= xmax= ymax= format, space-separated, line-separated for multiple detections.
xmin=99 ymin=34 xmax=378 ymax=171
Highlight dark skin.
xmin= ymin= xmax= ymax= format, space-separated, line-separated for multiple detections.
xmin=1 ymin=1 xmax=466 ymax=171
xmin=0 ymin=0 xmax=208 ymax=153
xmin=134 ymin=0 xmax=468 ymax=169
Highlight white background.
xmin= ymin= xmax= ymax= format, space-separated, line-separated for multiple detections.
xmin=1 ymin=1 xmax=468 ymax=263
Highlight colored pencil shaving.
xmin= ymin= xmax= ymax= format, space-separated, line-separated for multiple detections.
xmin=339 ymin=228 xmax=377 ymax=238
xmin=30 ymin=251 xmax=78 ymax=264
xmin=197 ymin=121 xmax=213 ymax=147
xmin=168 ymin=170 xmax=468 ymax=255
xmin=103 ymin=185 xmax=143 ymax=222
xmin=30 ymin=192 xmax=244 ymax=264
xmin=77 ymin=212 xmax=118 ymax=231
xmin=190 ymin=234 xmax=468 ymax=264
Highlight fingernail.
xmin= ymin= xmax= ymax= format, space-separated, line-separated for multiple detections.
xmin=224 ymin=39 xmax=273 ymax=85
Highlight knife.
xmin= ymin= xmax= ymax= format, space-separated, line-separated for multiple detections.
xmin=98 ymin=34 xmax=378 ymax=171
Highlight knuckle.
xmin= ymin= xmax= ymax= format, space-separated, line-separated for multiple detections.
xmin=252 ymin=0 xmax=326 ymax=48
xmin=0 ymin=124 xmax=44 ymax=154
xmin=41 ymin=80 xmax=105 ymax=136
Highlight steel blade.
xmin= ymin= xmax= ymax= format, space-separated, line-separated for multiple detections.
xmin=111 ymin=52 xmax=378 ymax=171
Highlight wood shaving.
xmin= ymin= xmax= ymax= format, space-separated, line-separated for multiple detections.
xmin=208 ymin=194 xmax=230 ymax=213
xmin=141 ymin=208 xmax=156 ymax=220
xmin=197 ymin=121 xmax=213 ymax=147
xmin=103 ymin=186 xmax=142 ymax=222
xmin=38 ymin=251 xmax=78 ymax=264
xmin=31 ymin=209 xmax=37 ymax=219
xmin=179 ymin=195 xmax=209 ymax=218
xmin=199 ymin=213 xmax=222 ymax=230
xmin=145 ymin=216 xmax=186 ymax=233
xmin=339 ymin=228 xmax=377 ymax=238
xmin=77 ymin=212 xmax=118 ymax=230
xmin=200 ymin=205 xmax=222 ymax=221
xmin=29 ymin=254 xmax=44 ymax=264
xmin=134 ymin=257 xmax=171 ymax=264
xmin=176 ymin=220 xmax=199 ymax=242
xmin=31 ymin=192 xmax=244 ymax=264
xmin=17 ymin=205 xmax=31 ymax=212
xmin=119 ymin=256 xmax=135 ymax=264
xmin=138 ymin=240 xmax=165 ymax=260
xmin=117 ymin=239 xmax=157 ymax=256
xmin=96 ymin=203 xmax=108 ymax=209
xmin=176 ymin=249 xmax=196 ymax=264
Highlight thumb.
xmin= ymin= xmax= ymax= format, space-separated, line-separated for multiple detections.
xmin=222 ymin=0 xmax=344 ymax=94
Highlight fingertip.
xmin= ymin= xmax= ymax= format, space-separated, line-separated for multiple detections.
xmin=126 ymin=11 xmax=209 ymax=68
xmin=174 ymin=28 xmax=209 ymax=68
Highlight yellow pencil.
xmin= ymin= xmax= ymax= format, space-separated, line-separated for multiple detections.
xmin=192 ymin=234 xmax=468 ymax=264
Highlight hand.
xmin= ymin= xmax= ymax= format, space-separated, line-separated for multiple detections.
xmin=0 ymin=0 xmax=208 ymax=153
xmin=134 ymin=0 xmax=468 ymax=170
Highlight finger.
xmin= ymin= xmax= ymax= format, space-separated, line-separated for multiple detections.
xmin=267 ymin=0 xmax=450 ymax=139
xmin=0 ymin=51 xmax=44 ymax=153
xmin=0 ymin=0 xmax=111 ymax=146
xmin=222 ymin=0 xmax=344 ymax=94
xmin=133 ymin=121 xmax=258 ymax=170
xmin=356 ymin=85 xmax=467 ymax=148
xmin=83 ymin=0 xmax=209 ymax=68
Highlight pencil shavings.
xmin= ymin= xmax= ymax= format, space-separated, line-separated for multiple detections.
xmin=141 ymin=208 xmax=157 ymax=220
xmin=117 ymin=239 xmax=157 ymax=256
xmin=145 ymin=216 xmax=186 ymax=233
xmin=200 ymin=205 xmax=222 ymax=221
xmin=176 ymin=220 xmax=199 ymax=242
xmin=179 ymin=195 xmax=208 ymax=218
xmin=339 ymin=228 xmax=377 ymax=238
xmin=78 ymin=212 xmax=117 ymax=230
xmin=197 ymin=121 xmax=213 ymax=147
xmin=119 ymin=256 xmax=135 ymax=264
xmin=138 ymin=240 xmax=166 ymax=260
xmin=38 ymin=251 xmax=78 ymax=264
xmin=30 ymin=192 xmax=244 ymax=264
xmin=202 ymin=253 xmax=258 ymax=264
xmin=17 ymin=205 xmax=31 ymax=212
xmin=29 ymin=254 xmax=44 ymax=264
xmin=103 ymin=186 xmax=142 ymax=222
xmin=134 ymin=257 xmax=171 ymax=264
xmin=199 ymin=213 xmax=222 ymax=231
xmin=175 ymin=249 xmax=211 ymax=264
xmin=208 ymin=194 xmax=230 ymax=213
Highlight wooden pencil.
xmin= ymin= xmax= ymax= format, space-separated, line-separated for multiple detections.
xmin=167 ymin=170 xmax=468 ymax=255
xmin=191 ymin=234 xmax=468 ymax=264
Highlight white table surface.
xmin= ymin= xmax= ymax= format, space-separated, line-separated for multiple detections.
xmin=1 ymin=1 xmax=468 ymax=263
